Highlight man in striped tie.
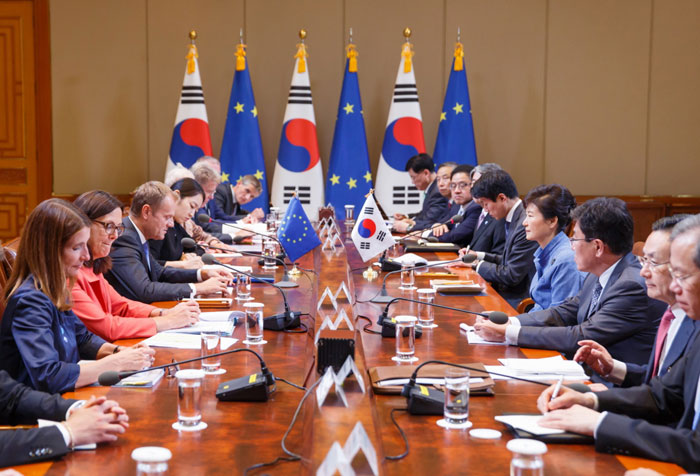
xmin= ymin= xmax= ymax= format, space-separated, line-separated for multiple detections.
xmin=536 ymin=214 xmax=700 ymax=472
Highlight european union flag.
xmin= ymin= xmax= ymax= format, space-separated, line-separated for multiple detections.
xmin=326 ymin=48 xmax=372 ymax=215
xmin=219 ymin=45 xmax=269 ymax=213
xmin=277 ymin=196 xmax=321 ymax=262
xmin=433 ymin=44 xmax=478 ymax=166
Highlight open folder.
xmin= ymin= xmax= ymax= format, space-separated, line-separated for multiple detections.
xmin=368 ymin=362 xmax=495 ymax=395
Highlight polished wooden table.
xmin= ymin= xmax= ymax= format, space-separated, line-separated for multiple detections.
xmin=11 ymin=231 xmax=685 ymax=475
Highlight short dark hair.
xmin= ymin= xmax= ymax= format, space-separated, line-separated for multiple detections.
xmin=74 ymin=190 xmax=124 ymax=274
xmin=652 ymin=214 xmax=693 ymax=232
xmin=571 ymin=197 xmax=633 ymax=255
xmin=470 ymin=170 xmax=518 ymax=201
xmin=450 ymin=164 xmax=474 ymax=179
xmin=670 ymin=214 xmax=700 ymax=269
xmin=523 ymin=184 xmax=576 ymax=233
xmin=405 ymin=153 xmax=435 ymax=173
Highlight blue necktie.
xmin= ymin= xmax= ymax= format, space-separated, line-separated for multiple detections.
xmin=693 ymin=379 xmax=700 ymax=430
xmin=505 ymin=221 xmax=510 ymax=242
xmin=587 ymin=281 xmax=603 ymax=318
xmin=142 ymin=241 xmax=152 ymax=273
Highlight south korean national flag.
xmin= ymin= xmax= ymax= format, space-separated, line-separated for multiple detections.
xmin=351 ymin=194 xmax=396 ymax=262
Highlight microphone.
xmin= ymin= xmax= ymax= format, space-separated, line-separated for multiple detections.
xmin=202 ymin=253 xmax=301 ymax=331
xmin=182 ymin=237 xmax=298 ymax=289
xmin=397 ymin=214 xmax=464 ymax=242
xmin=197 ymin=212 xmax=286 ymax=259
xmin=399 ymin=359 xmax=590 ymax=415
xmin=98 ymin=348 xmax=275 ymax=401
xmin=370 ymin=255 xmax=474 ymax=303
xmin=377 ymin=296 xmax=509 ymax=336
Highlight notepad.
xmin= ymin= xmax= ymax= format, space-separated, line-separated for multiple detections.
xmin=459 ymin=323 xmax=507 ymax=346
xmin=161 ymin=320 xmax=234 ymax=335
xmin=495 ymin=415 xmax=565 ymax=436
xmin=143 ymin=332 xmax=238 ymax=350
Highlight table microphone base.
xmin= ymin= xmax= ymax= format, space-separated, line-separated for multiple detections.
xmin=370 ymin=293 xmax=395 ymax=304
xmin=216 ymin=372 xmax=269 ymax=402
xmin=274 ymin=280 xmax=299 ymax=288
xmin=263 ymin=311 xmax=301 ymax=331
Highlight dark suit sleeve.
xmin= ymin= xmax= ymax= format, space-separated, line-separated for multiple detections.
xmin=412 ymin=185 xmax=449 ymax=230
xmin=107 ymin=234 xmax=196 ymax=303
xmin=214 ymin=183 xmax=231 ymax=215
xmin=517 ymin=295 xmax=582 ymax=328
xmin=478 ymin=227 xmax=538 ymax=288
xmin=0 ymin=371 xmax=76 ymax=425
xmin=488 ymin=221 xmax=506 ymax=256
xmin=0 ymin=426 xmax=69 ymax=467
xmin=148 ymin=238 xmax=168 ymax=266
xmin=516 ymin=278 xmax=653 ymax=357
xmin=437 ymin=206 xmax=479 ymax=246
xmin=621 ymin=362 xmax=648 ymax=387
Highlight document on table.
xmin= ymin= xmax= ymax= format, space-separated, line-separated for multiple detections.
xmin=495 ymin=415 xmax=565 ymax=436
xmin=203 ymin=264 xmax=252 ymax=273
xmin=212 ymin=252 xmax=242 ymax=258
xmin=199 ymin=311 xmax=243 ymax=322
xmin=161 ymin=320 xmax=234 ymax=335
xmin=498 ymin=356 xmax=587 ymax=377
xmin=459 ymin=323 xmax=507 ymax=346
xmin=377 ymin=377 xmax=484 ymax=387
xmin=143 ymin=332 xmax=237 ymax=350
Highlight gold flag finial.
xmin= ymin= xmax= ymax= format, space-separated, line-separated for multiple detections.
xmin=401 ymin=29 xmax=414 ymax=73
xmin=189 ymin=30 xmax=197 ymax=42
xmin=403 ymin=27 xmax=412 ymax=39
xmin=299 ymin=29 xmax=307 ymax=40
xmin=295 ymin=31 xmax=308 ymax=73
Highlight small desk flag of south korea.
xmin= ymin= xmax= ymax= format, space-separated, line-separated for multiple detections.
xmin=351 ymin=194 xmax=396 ymax=262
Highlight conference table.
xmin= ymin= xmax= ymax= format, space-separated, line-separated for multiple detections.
xmin=11 ymin=228 xmax=685 ymax=475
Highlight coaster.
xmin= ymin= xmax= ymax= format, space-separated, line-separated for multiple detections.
xmin=417 ymin=323 xmax=438 ymax=329
xmin=235 ymin=296 xmax=253 ymax=302
xmin=202 ymin=368 xmax=226 ymax=375
xmin=172 ymin=421 xmax=208 ymax=432
xmin=469 ymin=429 xmax=502 ymax=439
xmin=242 ymin=339 xmax=268 ymax=345
xmin=398 ymin=286 xmax=417 ymax=291
xmin=436 ymin=419 xmax=472 ymax=430
xmin=392 ymin=355 xmax=419 ymax=363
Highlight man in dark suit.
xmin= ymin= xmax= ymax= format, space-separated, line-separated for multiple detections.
xmin=392 ymin=154 xmax=448 ymax=233
xmin=0 ymin=370 xmax=128 ymax=467
xmin=465 ymin=169 xmax=538 ymax=307
xmin=535 ymin=215 xmax=700 ymax=472
xmin=214 ymin=174 xmax=264 ymax=222
xmin=574 ymin=215 xmax=698 ymax=387
xmin=430 ymin=164 xmax=481 ymax=247
xmin=475 ymin=197 xmax=666 ymax=371
xmin=106 ymin=181 xmax=231 ymax=303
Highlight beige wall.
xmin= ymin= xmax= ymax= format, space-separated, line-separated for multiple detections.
xmin=50 ymin=0 xmax=700 ymax=196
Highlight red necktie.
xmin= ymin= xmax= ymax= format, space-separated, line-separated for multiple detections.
xmin=651 ymin=308 xmax=676 ymax=377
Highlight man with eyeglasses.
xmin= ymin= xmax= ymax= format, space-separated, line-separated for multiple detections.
xmin=533 ymin=214 xmax=700 ymax=472
xmin=475 ymin=197 xmax=666 ymax=377
xmin=392 ymin=154 xmax=449 ymax=233
xmin=573 ymin=215 xmax=698 ymax=388
xmin=429 ymin=164 xmax=481 ymax=247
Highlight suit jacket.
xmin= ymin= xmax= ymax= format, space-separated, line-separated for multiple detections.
xmin=0 ymin=276 xmax=106 ymax=393
xmin=149 ymin=222 xmax=205 ymax=266
xmin=0 ymin=370 xmax=74 ymax=467
xmin=412 ymin=180 xmax=449 ymax=230
xmin=469 ymin=212 xmax=506 ymax=255
xmin=622 ymin=313 xmax=699 ymax=387
xmin=105 ymin=218 xmax=199 ymax=303
xmin=595 ymin=332 xmax=700 ymax=471
xmin=214 ymin=183 xmax=249 ymax=221
xmin=517 ymin=252 xmax=667 ymax=366
xmin=197 ymin=199 xmax=238 ymax=244
xmin=477 ymin=202 xmax=538 ymax=306
xmin=434 ymin=200 xmax=482 ymax=248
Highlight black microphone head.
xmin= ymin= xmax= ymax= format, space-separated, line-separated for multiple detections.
xmin=461 ymin=253 xmax=478 ymax=264
xmin=426 ymin=236 xmax=439 ymax=243
xmin=450 ymin=214 xmax=464 ymax=224
xmin=197 ymin=213 xmax=212 ymax=225
xmin=201 ymin=253 xmax=217 ymax=265
xmin=488 ymin=311 xmax=509 ymax=325
xmin=565 ymin=382 xmax=593 ymax=393
xmin=181 ymin=237 xmax=197 ymax=251
xmin=98 ymin=371 xmax=122 ymax=386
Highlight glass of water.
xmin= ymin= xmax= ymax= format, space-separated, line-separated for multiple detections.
xmin=506 ymin=439 xmax=547 ymax=476
xmin=200 ymin=330 xmax=224 ymax=374
xmin=243 ymin=302 xmax=265 ymax=344
xmin=266 ymin=214 xmax=278 ymax=233
xmin=344 ymin=204 xmax=355 ymax=224
xmin=173 ymin=369 xmax=206 ymax=431
xmin=417 ymin=288 xmax=437 ymax=328
xmin=443 ymin=368 xmax=470 ymax=427
xmin=263 ymin=239 xmax=278 ymax=270
xmin=131 ymin=446 xmax=172 ymax=476
xmin=399 ymin=262 xmax=416 ymax=291
xmin=236 ymin=273 xmax=252 ymax=301
xmin=393 ymin=315 xmax=417 ymax=362
xmin=270 ymin=206 xmax=281 ymax=221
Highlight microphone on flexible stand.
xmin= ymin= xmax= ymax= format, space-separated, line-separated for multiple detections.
xmin=201 ymin=253 xmax=301 ymax=331
xmin=98 ymin=348 xmax=276 ymax=402
xmin=396 ymin=214 xmax=465 ymax=243
xmin=399 ymin=360 xmax=591 ymax=415
xmin=370 ymin=254 xmax=474 ymax=304
xmin=197 ymin=213 xmax=286 ymax=259
xmin=182 ymin=237 xmax=298 ymax=289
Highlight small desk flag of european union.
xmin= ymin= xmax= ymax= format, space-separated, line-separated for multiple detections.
xmin=277 ymin=196 xmax=322 ymax=262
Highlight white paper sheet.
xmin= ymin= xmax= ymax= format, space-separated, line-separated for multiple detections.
xmin=460 ymin=323 xmax=507 ymax=346
xmin=495 ymin=415 xmax=565 ymax=435
xmin=143 ymin=332 xmax=237 ymax=350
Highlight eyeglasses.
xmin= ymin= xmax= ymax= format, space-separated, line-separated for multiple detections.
xmin=449 ymin=182 xmax=472 ymax=190
xmin=667 ymin=265 xmax=700 ymax=286
xmin=637 ymin=255 xmax=669 ymax=272
xmin=93 ymin=220 xmax=125 ymax=236
xmin=569 ymin=237 xmax=593 ymax=244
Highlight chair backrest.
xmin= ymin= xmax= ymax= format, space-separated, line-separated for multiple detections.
xmin=632 ymin=241 xmax=645 ymax=257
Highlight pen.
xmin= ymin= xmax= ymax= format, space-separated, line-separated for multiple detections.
xmin=550 ymin=375 xmax=564 ymax=401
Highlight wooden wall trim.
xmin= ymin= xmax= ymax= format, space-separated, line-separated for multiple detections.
xmin=35 ymin=0 xmax=53 ymax=201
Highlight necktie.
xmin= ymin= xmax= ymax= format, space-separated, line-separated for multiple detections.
xmin=651 ymin=308 xmax=676 ymax=377
xmin=587 ymin=281 xmax=603 ymax=318
xmin=142 ymin=241 xmax=152 ymax=273
xmin=504 ymin=221 xmax=511 ymax=242
xmin=693 ymin=378 xmax=700 ymax=430
xmin=476 ymin=210 xmax=486 ymax=230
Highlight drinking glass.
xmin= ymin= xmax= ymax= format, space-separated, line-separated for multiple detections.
xmin=173 ymin=369 xmax=206 ymax=431
xmin=131 ymin=447 xmax=172 ymax=475
xmin=263 ymin=239 xmax=278 ymax=270
xmin=200 ymin=330 xmax=224 ymax=374
xmin=399 ymin=262 xmax=416 ymax=291
xmin=507 ymin=439 xmax=547 ymax=476
xmin=417 ymin=288 xmax=437 ymax=328
xmin=393 ymin=315 xmax=417 ymax=362
xmin=443 ymin=368 xmax=470 ymax=426
xmin=236 ymin=273 xmax=251 ymax=301
xmin=344 ymin=204 xmax=355 ymax=224
xmin=243 ymin=302 xmax=265 ymax=344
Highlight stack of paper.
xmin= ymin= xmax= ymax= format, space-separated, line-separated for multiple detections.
xmin=459 ymin=323 xmax=506 ymax=346
xmin=494 ymin=415 xmax=564 ymax=436
xmin=143 ymin=332 xmax=237 ymax=350
xmin=486 ymin=356 xmax=587 ymax=381
xmin=162 ymin=320 xmax=234 ymax=335
xmin=203 ymin=264 xmax=252 ymax=274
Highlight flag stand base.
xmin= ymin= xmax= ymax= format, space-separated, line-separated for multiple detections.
xmin=362 ymin=266 xmax=378 ymax=280
xmin=288 ymin=263 xmax=303 ymax=278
